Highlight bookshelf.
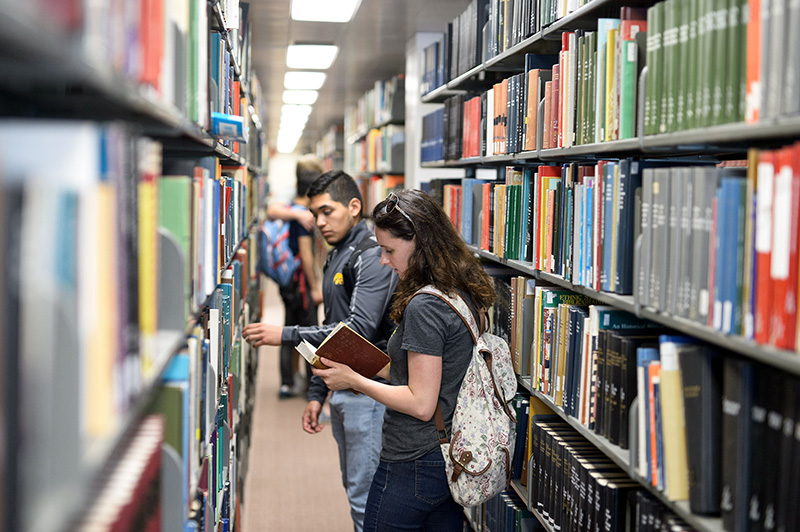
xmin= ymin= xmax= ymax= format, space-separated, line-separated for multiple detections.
xmin=0 ymin=2 xmax=267 ymax=531
xmin=413 ymin=0 xmax=800 ymax=531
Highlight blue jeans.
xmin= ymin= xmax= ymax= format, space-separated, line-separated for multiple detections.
xmin=363 ymin=448 xmax=464 ymax=532
xmin=329 ymin=390 xmax=386 ymax=532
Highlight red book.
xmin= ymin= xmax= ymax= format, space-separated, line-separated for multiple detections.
xmin=754 ymin=150 xmax=775 ymax=343
xmin=537 ymin=166 xmax=563 ymax=270
xmin=746 ymin=0 xmax=762 ymax=123
xmin=139 ymin=0 xmax=164 ymax=90
xmin=620 ymin=7 xmax=648 ymax=40
xmin=551 ymin=64 xmax=560 ymax=149
xmin=481 ymin=182 xmax=491 ymax=250
xmin=648 ymin=363 xmax=662 ymax=486
xmin=769 ymin=145 xmax=800 ymax=349
xmin=232 ymin=81 xmax=241 ymax=153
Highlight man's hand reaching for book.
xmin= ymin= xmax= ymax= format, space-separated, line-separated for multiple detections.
xmin=242 ymin=323 xmax=282 ymax=347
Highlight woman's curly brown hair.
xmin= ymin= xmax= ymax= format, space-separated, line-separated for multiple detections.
xmin=373 ymin=189 xmax=495 ymax=323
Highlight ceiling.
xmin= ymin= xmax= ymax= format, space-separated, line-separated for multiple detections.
xmin=247 ymin=0 xmax=469 ymax=153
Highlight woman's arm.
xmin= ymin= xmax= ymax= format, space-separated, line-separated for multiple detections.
xmin=297 ymin=235 xmax=323 ymax=305
xmin=314 ymin=351 xmax=441 ymax=421
xmin=267 ymin=202 xmax=315 ymax=231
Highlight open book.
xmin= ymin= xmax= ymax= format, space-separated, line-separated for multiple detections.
xmin=295 ymin=322 xmax=390 ymax=378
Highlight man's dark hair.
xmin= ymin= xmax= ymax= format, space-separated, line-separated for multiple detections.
xmin=307 ymin=170 xmax=363 ymax=208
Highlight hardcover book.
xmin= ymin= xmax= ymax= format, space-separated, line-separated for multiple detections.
xmin=295 ymin=322 xmax=390 ymax=379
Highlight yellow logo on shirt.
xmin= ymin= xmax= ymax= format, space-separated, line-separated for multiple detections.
xmin=333 ymin=272 xmax=344 ymax=285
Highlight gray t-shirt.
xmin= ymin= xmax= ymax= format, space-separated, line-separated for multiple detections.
xmin=380 ymin=292 xmax=477 ymax=462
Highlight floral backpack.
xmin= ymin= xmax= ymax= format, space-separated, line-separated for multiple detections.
xmin=414 ymin=286 xmax=518 ymax=507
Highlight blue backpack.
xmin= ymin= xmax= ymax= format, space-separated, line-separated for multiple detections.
xmin=257 ymin=206 xmax=305 ymax=286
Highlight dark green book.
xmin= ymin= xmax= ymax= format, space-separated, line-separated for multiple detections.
xmin=661 ymin=0 xmax=678 ymax=132
xmin=710 ymin=0 xmax=730 ymax=125
xmin=697 ymin=0 xmax=713 ymax=127
xmin=645 ymin=3 xmax=664 ymax=135
xmin=675 ymin=0 xmax=690 ymax=131
xmin=686 ymin=0 xmax=700 ymax=129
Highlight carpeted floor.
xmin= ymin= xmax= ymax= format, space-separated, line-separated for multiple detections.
xmin=241 ymin=281 xmax=353 ymax=532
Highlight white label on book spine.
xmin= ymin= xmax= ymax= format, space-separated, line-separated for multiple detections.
xmin=660 ymin=343 xmax=678 ymax=371
xmin=723 ymin=302 xmax=733 ymax=334
xmin=771 ymin=164 xmax=793 ymax=280
xmin=699 ymin=290 xmax=709 ymax=317
xmin=756 ymin=161 xmax=774 ymax=253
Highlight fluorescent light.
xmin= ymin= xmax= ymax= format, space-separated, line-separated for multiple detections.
xmin=277 ymin=130 xmax=303 ymax=153
xmin=287 ymin=44 xmax=338 ymax=69
xmin=281 ymin=104 xmax=313 ymax=120
xmin=279 ymin=121 xmax=307 ymax=137
xmin=291 ymin=0 xmax=361 ymax=22
xmin=282 ymin=90 xmax=319 ymax=105
xmin=284 ymin=71 xmax=327 ymax=90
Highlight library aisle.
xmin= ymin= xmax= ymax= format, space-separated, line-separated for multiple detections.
xmin=242 ymin=281 xmax=352 ymax=531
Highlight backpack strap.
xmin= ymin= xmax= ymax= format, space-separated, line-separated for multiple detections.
xmin=412 ymin=285 xmax=485 ymax=444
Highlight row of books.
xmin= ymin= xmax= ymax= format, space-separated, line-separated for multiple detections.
xmin=421 ymin=0 xmax=800 ymax=164
xmin=494 ymin=273 xmax=800 ymax=532
xmin=76 ymin=247 xmax=258 ymax=531
xmin=46 ymin=0 xmax=255 ymax=132
xmin=436 ymin=160 xmax=641 ymax=295
xmin=636 ymin=151 xmax=800 ymax=353
xmin=345 ymin=125 xmax=405 ymax=175
xmin=210 ymin=31 xmax=251 ymax=153
xmin=529 ymin=419 xmax=697 ymax=532
xmin=484 ymin=490 xmax=537 ymax=532
xmin=0 ymin=120 xmax=263 ymax=531
xmin=355 ymin=174 xmax=405 ymax=216
xmin=433 ymin=150 xmax=800 ymax=356
xmin=344 ymin=75 xmax=405 ymax=139
xmin=74 ymin=416 xmax=165 ymax=532
xmin=420 ymin=0 xmax=627 ymax=97
xmin=645 ymin=0 xmax=746 ymax=135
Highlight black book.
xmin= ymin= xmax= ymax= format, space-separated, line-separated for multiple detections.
xmin=777 ymin=376 xmax=799 ymax=532
xmin=603 ymin=332 xmax=623 ymax=443
xmin=511 ymin=396 xmax=529 ymax=480
xmin=426 ymin=177 xmax=461 ymax=209
xmin=566 ymin=306 xmax=589 ymax=418
xmin=679 ymin=345 xmax=724 ymax=516
xmin=749 ymin=368 xmax=781 ymax=532
xmin=618 ymin=335 xmax=660 ymax=449
xmin=594 ymin=329 xmax=610 ymax=440
xmin=614 ymin=159 xmax=643 ymax=295
xmin=552 ymin=180 xmax=563 ymax=275
xmin=479 ymin=91 xmax=488 ymax=157
xmin=761 ymin=372 xmax=789 ymax=532
xmin=599 ymin=480 xmax=639 ymax=532
xmin=720 ymin=358 xmax=754 ymax=532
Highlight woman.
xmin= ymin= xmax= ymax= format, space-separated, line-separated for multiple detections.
xmin=312 ymin=189 xmax=495 ymax=531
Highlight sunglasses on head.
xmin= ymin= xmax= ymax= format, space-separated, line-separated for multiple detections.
xmin=382 ymin=192 xmax=416 ymax=230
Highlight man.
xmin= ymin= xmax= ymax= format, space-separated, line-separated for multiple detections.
xmin=243 ymin=170 xmax=397 ymax=532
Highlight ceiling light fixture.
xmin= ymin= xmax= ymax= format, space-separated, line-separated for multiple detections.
xmin=286 ymin=44 xmax=338 ymax=70
xmin=290 ymin=0 xmax=362 ymax=23
xmin=282 ymin=90 xmax=319 ymax=105
xmin=281 ymin=104 xmax=313 ymax=119
xmin=284 ymin=71 xmax=326 ymax=90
